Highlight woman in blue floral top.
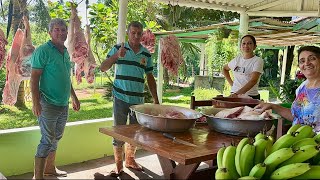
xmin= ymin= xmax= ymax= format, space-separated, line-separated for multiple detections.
xmin=255 ymin=46 xmax=320 ymax=133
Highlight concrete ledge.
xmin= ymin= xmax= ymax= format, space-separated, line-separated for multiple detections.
xmin=0 ymin=118 xmax=114 ymax=176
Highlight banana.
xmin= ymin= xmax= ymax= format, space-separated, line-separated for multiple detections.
xmin=287 ymin=124 xmax=302 ymax=134
xmin=263 ymin=148 xmax=295 ymax=177
xmin=249 ymin=163 xmax=266 ymax=179
xmin=308 ymin=130 xmax=316 ymax=138
xmin=222 ymin=145 xmax=239 ymax=179
xmin=292 ymin=138 xmax=317 ymax=149
xmin=215 ymin=168 xmax=232 ymax=179
xmin=217 ymin=146 xmax=226 ymax=169
xmin=280 ymin=145 xmax=320 ymax=166
xmin=254 ymin=132 xmax=266 ymax=142
xmin=271 ymin=133 xmax=296 ymax=153
xmin=239 ymin=143 xmax=255 ymax=176
xmin=270 ymin=163 xmax=311 ymax=179
xmin=238 ymin=176 xmax=257 ymax=180
xmin=292 ymin=165 xmax=320 ymax=179
xmin=313 ymin=133 xmax=320 ymax=143
xmin=311 ymin=152 xmax=320 ymax=165
xmin=265 ymin=136 xmax=274 ymax=157
xmin=253 ymin=138 xmax=268 ymax=165
xmin=295 ymin=125 xmax=313 ymax=141
xmin=235 ymin=137 xmax=249 ymax=176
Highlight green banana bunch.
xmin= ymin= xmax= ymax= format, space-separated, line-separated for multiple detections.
xmin=239 ymin=143 xmax=255 ymax=176
xmin=264 ymin=148 xmax=295 ymax=176
xmin=295 ymin=125 xmax=313 ymax=141
xmin=270 ymin=163 xmax=311 ymax=179
xmin=313 ymin=133 xmax=320 ymax=143
xmin=235 ymin=137 xmax=249 ymax=176
xmin=222 ymin=145 xmax=239 ymax=179
xmin=270 ymin=133 xmax=296 ymax=153
xmin=249 ymin=163 xmax=266 ymax=179
xmin=253 ymin=138 xmax=268 ymax=165
xmin=308 ymin=130 xmax=316 ymax=138
xmin=238 ymin=176 xmax=257 ymax=180
xmin=287 ymin=124 xmax=302 ymax=135
xmin=292 ymin=138 xmax=317 ymax=149
xmin=265 ymin=136 xmax=274 ymax=157
xmin=280 ymin=145 xmax=320 ymax=166
xmin=215 ymin=168 xmax=232 ymax=179
xmin=254 ymin=132 xmax=266 ymax=142
xmin=217 ymin=146 xmax=226 ymax=169
xmin=292 ymin=165 xmax=320 ymax=179
xmin=311 ymin=152 xmax=320 ymax=165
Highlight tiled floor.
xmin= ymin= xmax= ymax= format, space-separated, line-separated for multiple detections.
xmin=7 ymin=150 xmax=164 ymax=180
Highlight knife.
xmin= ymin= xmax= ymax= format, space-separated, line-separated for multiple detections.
xmin=163 ymin=133 xmax=197 ymax=147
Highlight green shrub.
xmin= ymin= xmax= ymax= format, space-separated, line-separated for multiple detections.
xmin=192 ymin=88 xmax=222 ymax=100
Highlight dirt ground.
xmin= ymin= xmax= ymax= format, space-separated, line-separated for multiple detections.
xmin=75 ymin=88 xmax=106 ymax=99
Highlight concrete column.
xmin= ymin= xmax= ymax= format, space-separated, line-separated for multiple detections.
xmin=157 ymin=41 xmax=163 ymax=104
xmin=117 ymin=0 xmax=128 ymax=44
xmin=280 ymin=47 xmax=288 ymax=86
xmin=239 ymin=11 xmax=249 ymax=37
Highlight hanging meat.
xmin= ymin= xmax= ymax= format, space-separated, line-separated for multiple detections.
xmin=65 ymin=4 xmax=88 ymax=84
xmin=141 ymin=29 xmax=155 ymax=53
xmin=160 ymin=35 xmax=184 ymax=75
xmin=2 ymin=16 xmax=35 ymax=105
xmin=0 ymin=29 xmax=8 ymax=69
xmin=83 ymin=25 xmax=97 ymax=84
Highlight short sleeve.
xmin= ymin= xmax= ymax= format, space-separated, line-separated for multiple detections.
xmin=228 ymin=56 xmax=238 ymax=70
xmin=31 ymin=47 xmax=48 ymax=69
xmin=252 ymin=57 xmax=264 ymax=73
xmin=106 ymin=45 xmax=119 ymax=59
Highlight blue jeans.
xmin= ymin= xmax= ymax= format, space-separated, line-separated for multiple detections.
xmin=35 ymin=96 xmax=68 ymax=158
xmin=112 ymin=97 xmax=138 ymax=147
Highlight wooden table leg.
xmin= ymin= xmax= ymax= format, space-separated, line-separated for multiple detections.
xmin=157 ymin=155 xmax=200 ymax=180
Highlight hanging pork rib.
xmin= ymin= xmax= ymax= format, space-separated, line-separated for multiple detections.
xmin=0 ymin=29 xmax=8 ymax=69
xmin=83 ymin=25 xmax=96 ymax=84
xmin=2 ymin=16 xmax=35 ymax=105
xmin=65 ymin=5 xmax=88 ymax=84
xmin=141 ymin=29 xmax=155 ymax=53
xmin=160 ymin=35 xmax=184 ymax=75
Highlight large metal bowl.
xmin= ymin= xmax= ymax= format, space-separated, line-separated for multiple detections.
xmin=130 ymin=104 xmax=202 ymax=132
xmin=212 ymin=97 xmax=260 ymax=108
xmin=202 ymin=107 xmax=275 ymax=136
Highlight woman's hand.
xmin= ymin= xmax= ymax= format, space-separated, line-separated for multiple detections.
xmin=254 ymin=102 xmax=273 ymax=113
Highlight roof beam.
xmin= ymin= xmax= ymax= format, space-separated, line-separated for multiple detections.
xmin=247 ymin=10 xmax=319 ymax=17
xmin=249 ymin=0 xmax=292 ymax=11
xmin=152 ymin=0 xmax=246 ymax=12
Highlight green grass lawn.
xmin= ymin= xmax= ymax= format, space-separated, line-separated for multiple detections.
xmin=0 ymin=80 xmax=273 ymax=130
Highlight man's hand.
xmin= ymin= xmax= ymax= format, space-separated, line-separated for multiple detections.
xmin=117 ymin=42 xmax=127 ymax=58
xmin=72 ymin=97 xmax=80 ymax=111
xmin=32 ymin=102 xmax=42 ymax=117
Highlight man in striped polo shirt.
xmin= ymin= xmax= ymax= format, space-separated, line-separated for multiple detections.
xmin=100 ymin=21 xmax=159 ymax=177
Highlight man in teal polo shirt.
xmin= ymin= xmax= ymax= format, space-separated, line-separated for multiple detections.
xmin=100 ymin=21 xmax=159 ymax=177
xmin=30 ymin=18 xmax=80 ymax=179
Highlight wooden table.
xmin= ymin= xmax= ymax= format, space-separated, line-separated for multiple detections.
xmin=99 ymin=124 xmax=242 ymax=180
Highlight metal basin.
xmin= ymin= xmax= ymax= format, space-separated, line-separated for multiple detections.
xmin=202 ymin=107 xmax=275 ymax=136
xmin=130 ymin=104 xmax=202 ymax=132
xmin=212 ymin=97 xmax=260 ymax=108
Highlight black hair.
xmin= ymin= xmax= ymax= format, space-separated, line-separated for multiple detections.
xmin=298 ymin=46 xmax=320 ymax=59
xmin=241 ymin=35 xmax=256 ymax=46
xmin=127 ymin=21 xmax=143 ymax=33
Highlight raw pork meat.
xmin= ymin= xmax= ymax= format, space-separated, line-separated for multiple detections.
xmin=0 ymin=29 xmax=8 ymax=69
xmin=83 ymin=25 xmax=96 ymax=84
xmin=65 ymin=5 xmax=88 ymax=84
xmin=2 ymin=16 xmax=35 ymax=105
xmin=160 ymin=35 xmax=184 ymax=75
xmin=215 ymin=106 xmax=276 ymax=120
xmin=141 ymin=29 xmax=155 ymax=53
